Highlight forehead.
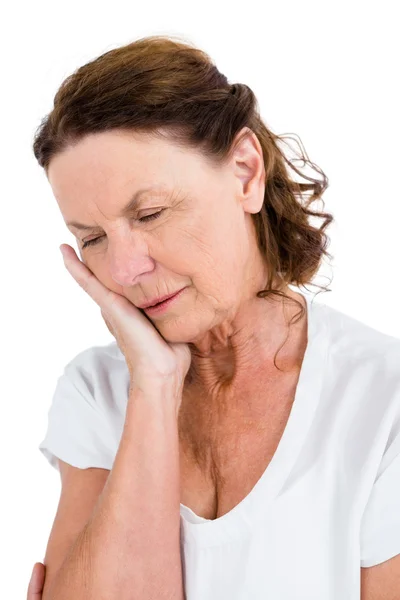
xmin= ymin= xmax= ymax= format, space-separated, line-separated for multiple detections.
xmin=47 ymin=130 xmax=182 ymax=189
xmin=47 ymin=130 xmax=210 ymax=223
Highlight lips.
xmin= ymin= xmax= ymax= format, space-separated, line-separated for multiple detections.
xmin=149 ymin=295 xmax=174 ymax=307
xmin=141 ymin=287 xmax=187 ymax=315
xmin=138 ymin=288 xmax=185 ymax=309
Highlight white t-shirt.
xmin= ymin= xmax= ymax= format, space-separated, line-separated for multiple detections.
xmin=39 ymin=292 xmax=400 ymax=599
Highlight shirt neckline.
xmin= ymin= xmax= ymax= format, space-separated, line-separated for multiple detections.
xmin=179 ymin=291 xmax=330 ymax=548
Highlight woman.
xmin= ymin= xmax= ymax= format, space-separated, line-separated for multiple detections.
xmin=28 ymin=35 xmax=400 ymax=599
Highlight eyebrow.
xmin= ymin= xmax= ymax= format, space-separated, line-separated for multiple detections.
xmin=66 ymin=187 xmax=161 ymax=231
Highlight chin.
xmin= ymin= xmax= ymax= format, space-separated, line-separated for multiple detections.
xmin=160 ymin=317 xmax=209 ymax=347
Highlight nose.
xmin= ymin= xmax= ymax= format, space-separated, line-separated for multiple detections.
xmin=108 ymin=237 xmax=156 ymax=287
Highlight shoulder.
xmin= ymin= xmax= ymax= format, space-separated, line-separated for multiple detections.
xmin=64 ymin=339 xmax=123 ymax=374
xmin=312 ymin=300 xmax=400 ymax=432
xmin=319 ymin=300 xmax=400 ymax=372
xmin=61 ymin=340 xmax=130 ymax=418
xmin=39 ymin=341 xmax=126 ymax=472
xmin=63 ymin=340 xmax=126 ymax=386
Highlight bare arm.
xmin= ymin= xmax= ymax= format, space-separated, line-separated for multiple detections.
xmin=44 ymin=383 xmax=184 ymax=600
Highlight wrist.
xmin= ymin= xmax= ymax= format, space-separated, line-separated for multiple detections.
xmin=127 ymin=380 xmax=183 ymax=419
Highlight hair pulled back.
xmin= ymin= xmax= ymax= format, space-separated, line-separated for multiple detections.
xmin=32 ymin=34 xmax=334 ymax=370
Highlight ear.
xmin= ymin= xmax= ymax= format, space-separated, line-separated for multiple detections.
xmin=231 ymin=127 xmax=266 ymax=215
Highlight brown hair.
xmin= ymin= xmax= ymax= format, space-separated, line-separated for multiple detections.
xmin=32 ymin=34 xmax=334 ymax=371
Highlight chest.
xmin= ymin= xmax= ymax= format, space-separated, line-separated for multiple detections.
xmin=178 ymin=395 xmax=296 ymax=520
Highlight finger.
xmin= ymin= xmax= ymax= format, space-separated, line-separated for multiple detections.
xmin=60 ymin=244 xmax=118 ymax=312
xmin=27 ymin=563 xmax=45 ymax=600
xmin=101 ymin=308 xmax=116 ymax=337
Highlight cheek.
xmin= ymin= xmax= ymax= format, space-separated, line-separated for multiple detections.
xmin=169 ymin=216 xmax=245 ymax=284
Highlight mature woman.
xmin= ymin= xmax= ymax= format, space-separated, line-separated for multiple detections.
xmin=28 ymin=35 xmax=400 ymax=600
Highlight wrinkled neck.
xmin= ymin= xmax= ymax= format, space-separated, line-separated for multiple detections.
xmin=181 ymin=289 xmax=308 ymax=423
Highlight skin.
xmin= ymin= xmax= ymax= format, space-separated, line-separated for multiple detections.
xmin=31 ymin=125 xmax=399 ymax=600
xmin=47 ymin=126 xmax=308 ymax=453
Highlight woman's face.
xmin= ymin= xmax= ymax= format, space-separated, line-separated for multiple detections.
xmin=47 ymin=127 xmax=267 ymax=343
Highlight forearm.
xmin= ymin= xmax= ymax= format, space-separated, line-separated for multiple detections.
xmin=46 ymin=384 xmax=184 ymax=600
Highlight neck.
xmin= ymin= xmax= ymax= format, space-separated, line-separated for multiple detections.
xmin=180 ymin=287 xmax=308 ymax=427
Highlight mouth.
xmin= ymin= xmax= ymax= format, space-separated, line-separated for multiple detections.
xmin=143 ymin=287 xmax=187 ymax=315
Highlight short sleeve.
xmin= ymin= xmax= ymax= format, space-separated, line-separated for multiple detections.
xmin=360 ymin=415 xmax=400 ymax=567
xmin=39 ymin=365 xmax=116 ymax=473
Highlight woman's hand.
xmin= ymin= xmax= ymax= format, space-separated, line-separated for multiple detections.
xmin=27 ymin=562 xmax=45 ymax=600
xmin=59 ymin=244 xmax=192 ymax=407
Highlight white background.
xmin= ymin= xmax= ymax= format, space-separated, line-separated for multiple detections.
xmin=1 ymin=0 xmax=399 ymax=597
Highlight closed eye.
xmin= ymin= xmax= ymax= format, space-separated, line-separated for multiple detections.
xmin=81 ymin=210 xmax=164 ymax=249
